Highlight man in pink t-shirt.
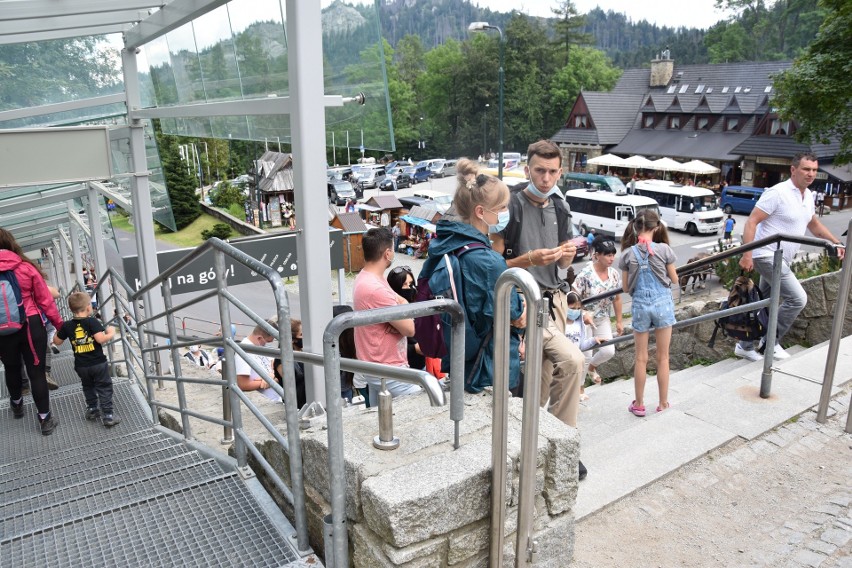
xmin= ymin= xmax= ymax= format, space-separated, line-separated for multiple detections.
xmin=353 ymin=227 xmax=421 ymax=404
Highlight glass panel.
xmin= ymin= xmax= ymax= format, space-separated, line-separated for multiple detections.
xmin=146 ymin=1 xmax=393 ymax=152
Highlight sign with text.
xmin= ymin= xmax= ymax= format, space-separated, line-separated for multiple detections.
xmin=122 ymin=230 xmax=344 ymax=295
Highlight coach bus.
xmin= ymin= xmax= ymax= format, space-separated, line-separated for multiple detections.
xmin=563 ymin=189 xmax=661 ymax=239
xmin=633 ymin=180 xmax=724 ymax=235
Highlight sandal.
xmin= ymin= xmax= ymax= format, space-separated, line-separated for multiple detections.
xmin=656 ymin=402 xmax=671 ymax=413
xmin=628 ymin=401 xmax=646 ymax=417
xmin=579 ymin=392 xmax=590 ymax=402
xmin=588 ymin=370 xmax=602 ymax=384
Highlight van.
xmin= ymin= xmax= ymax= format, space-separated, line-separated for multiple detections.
xmin=720 ymin=186 xmax=764 ymax=215
xmin=430 ymin=159 xmax=458 ymax=178
xmin=356 ymin=166 xmax=387 ymax=189
xmin=561 ymin=172 xmax=628 ymax=195
xmin=404 ymin=164 xmax=432 ymax=184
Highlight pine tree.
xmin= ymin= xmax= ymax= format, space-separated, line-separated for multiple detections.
xmin=157 ymin=134 xmax=202 ymax=231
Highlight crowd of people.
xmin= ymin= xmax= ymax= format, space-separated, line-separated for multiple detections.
xmin=5 ymin=147 xmax=845 ymax=497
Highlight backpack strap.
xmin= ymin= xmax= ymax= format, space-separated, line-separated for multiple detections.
xmin=502 ymin=191 xmax=524 ymax=260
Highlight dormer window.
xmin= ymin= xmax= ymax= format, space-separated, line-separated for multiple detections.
xmin=696 ymin=117 xmax=710 ymax=131
xmin=770 ymin=119 xmax=790 ymax=136
xmin=669 ymin=116 xmax=681 ymax=129
xmin=725 ymin=117 xmax=739 ymax=131
xmin=643 ymin=114 xmax=655 ymax=128
xmin=573 ymin=114 xmax=588 ymax=128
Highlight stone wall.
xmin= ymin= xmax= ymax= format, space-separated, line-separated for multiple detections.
xmin=249 ymin=390 xmax=580 ymax=567
xmin=200 ymin=202 xmax=264 ymax=236
xmin=598 ymin=269 xmax=852 ymax=379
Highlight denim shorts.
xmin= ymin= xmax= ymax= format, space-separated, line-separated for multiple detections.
xmin=631 ymin=291 xmax=676 ymax=333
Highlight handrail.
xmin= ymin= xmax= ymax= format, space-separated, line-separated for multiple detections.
xmin=321 ymin=298 xmax=465 ymax=568
xmin=577 ymin=232 xmax=845 ymax=400
xmin=490 ymin=268 xmax=547 ymax=567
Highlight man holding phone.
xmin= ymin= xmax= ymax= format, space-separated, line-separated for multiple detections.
xmin=492 ymin=139 xmax=588 ymax=480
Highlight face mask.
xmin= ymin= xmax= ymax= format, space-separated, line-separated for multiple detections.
xmin=292 ymin=337 xmax=303 ymax=350
xmin=400 ymin=288 xmax=417 ymax=302
xmin=566 ymin=308 xmax=582 ymax=322
xmin=488 ymin=210 xmax=511 ymax=234
xmin=527 ymin=179 xmax=561 ymax=199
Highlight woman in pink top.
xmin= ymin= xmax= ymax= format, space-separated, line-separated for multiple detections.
xmin=0 ymin=227 xmax=64 ymax=435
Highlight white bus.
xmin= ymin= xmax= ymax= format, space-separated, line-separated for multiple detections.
xmin=563 ymin=189 xmax=662 ymax=239
xmin=634 ymin=180 xmax=724 ymax=235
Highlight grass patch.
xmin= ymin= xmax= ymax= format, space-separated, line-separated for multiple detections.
xmin=112 ymin=211 xmax=228 ymax=248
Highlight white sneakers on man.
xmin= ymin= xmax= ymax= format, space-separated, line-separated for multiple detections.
xmin=734 ymin=344 xmax=763 ymax=362
xmin=770 ymin=343 xmax=791 ymax=359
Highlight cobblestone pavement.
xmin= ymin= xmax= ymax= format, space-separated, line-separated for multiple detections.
xmin=572 ymin=388 xmax=852 ymax=567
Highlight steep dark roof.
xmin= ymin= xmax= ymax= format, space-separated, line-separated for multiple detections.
xmin=610 ymin=130 xmax=752 ymax=161
xmin=367 ymin=195 xmax=404 ymax=210
xmin=552 ymin=92 xmax=643 ymax=146
xmin=731 ymin=136 xmax=840 ymax=159
xmin=334 ymin=212 xmax=368 ymax=233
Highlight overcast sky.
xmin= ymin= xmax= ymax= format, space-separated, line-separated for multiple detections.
xmin=476 ymin=0 xmax=731 ymax=30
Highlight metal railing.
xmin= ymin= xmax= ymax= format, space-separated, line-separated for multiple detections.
xmin=490 ymin=268 xmax=548 ymax=567
xmin=581 ymin=231 xmax=849 ymax=402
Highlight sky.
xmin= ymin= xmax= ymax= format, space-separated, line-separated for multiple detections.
xmin=477 ymin=0 xmax=731 ymax=30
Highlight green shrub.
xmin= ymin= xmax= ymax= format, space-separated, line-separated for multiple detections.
xmin=201 ymin=223 xmax=233 ymax=241
xmin=212 ymin=181 xmax=245 ymax=209
xmin=714 ymin=249 xmax=840 ymax=289
xmin=227 ymin=203 xmax=246 ymax=220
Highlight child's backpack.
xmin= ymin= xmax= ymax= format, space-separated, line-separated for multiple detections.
xmin=414 ymin=242 xmax=486 ymax=358
xmin=708 ymin=275 xmax=765 ymax=348
xmin=0 ymin=269 xmax=26 ymax=335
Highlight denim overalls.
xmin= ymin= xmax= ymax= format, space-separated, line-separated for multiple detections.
xmin=630 ymin=244 xmax=676 ymax=333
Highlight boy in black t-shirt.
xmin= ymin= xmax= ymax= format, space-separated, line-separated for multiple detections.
xmin=53 ymin=292 xmax=120 ymax=427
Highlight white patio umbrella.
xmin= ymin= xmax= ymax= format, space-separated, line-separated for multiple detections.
xmin=649 ymin=157 xmax=687 ymax=172
xmin=622 ymin=155 xmax=656 ymax=169
xmin=586 ymin=153 xmax=627 ymax=168
xmin=680 ymin=159 xmax=720 ymax=175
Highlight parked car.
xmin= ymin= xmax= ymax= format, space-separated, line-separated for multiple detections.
xmin=430 ymin=159 xmax=458 ymax=178
xmin=328 ymin=179 xmax=356 ymax=205
xmin=405 ymin=165 xmax=432 ymax=184
xmin=571 ymin=223 xmax=589 ymax=260
xmin=357 ymin=166 xmax=387 ymax=189
xmin=720 ymin=185 xmax=764 ymax=214
xmin=378 ymin=178 xmax=397 ymax=192
xmin=394 ymin=172 xmax=412 ymax=189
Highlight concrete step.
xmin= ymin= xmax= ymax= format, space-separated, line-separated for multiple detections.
xmin=576 ymin=336 xmax=852 ymax=521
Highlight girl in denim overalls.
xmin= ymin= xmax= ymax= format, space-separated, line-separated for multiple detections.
xmin=618 ymin=210 xmax=679 ymax=416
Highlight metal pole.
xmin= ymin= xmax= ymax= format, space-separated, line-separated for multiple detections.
xmin=331 ymin=131 xmax=336 ymax=166
xmin=68 ymin=219 xmax=84 ymax=290
xmin=497 ymin=27 xmax=504 ymax=181
xmin=490 ymin=268 xmax=544 ymax=567
xmin=162 ymin=281 xmax=193 ymax=438
xmin=337 ymin=268 xmax=346 ymax=304
xmin=347 ymin=131 xmax=350 ymax=166
xmin=759 ymin=248 xmax=783 ymax=398
xmin=817 ymin=221 xmax=852 ymax=426
xmin=215 ymin=251 xmax=242 ymax=456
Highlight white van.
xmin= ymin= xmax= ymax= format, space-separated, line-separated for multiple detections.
xmin=634 ymin=179 xmax=724 ymax=235
xmin=430 ymin=159 xmax=458 ymax=178
xmin=356 ymin=166 xmax=387 ymax=189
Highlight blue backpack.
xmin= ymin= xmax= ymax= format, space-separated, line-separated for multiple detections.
xmin=0 ymin=270 xmax=26 ymax=335
xmin=414 ymin=242 xmax=486 ymax=358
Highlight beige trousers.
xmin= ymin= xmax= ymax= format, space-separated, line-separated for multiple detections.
xmin=538 ymin=289 xmax=585 ymax=428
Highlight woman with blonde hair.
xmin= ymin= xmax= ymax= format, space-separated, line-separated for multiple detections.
xmin=0 ymin=227 xmax=64 ymax=435
xmin=420 ymin=158 xmax=526 ymax=392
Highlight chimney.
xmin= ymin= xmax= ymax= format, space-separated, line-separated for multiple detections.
xmin=650 ymin=47 xmax=673 ymax=87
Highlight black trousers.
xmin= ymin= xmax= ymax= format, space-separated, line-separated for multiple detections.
xmin=0 ymin=315 xmax=50 ymax=414
xmin=76 ymin=362 xmax=114 ymax=414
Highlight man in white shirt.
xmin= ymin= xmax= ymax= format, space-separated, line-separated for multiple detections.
xmin=735 ymin=153 xmax=846 ymax=361
xmin=234 ymin=318 xmax=281 ymax=402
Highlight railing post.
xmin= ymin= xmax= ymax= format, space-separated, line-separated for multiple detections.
xmin=490 ymin=268 xmax=545 ymax=567
xmin=817 ymin=220 xmax=852 ymax=428
xmin=133 ymin=300 xmax=159 ymax=425
xmin=373 ymin=379 xmax=400 ymax=450
xmin=759 ymin=248 xmax=783 ymax=398
xmin=162 ymin=280 xmax=193 ymax=439
xmin=215 ymin=250 xmax=246 ymax=466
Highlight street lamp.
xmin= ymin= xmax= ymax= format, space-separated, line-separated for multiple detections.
xmin=469 ymin=22 xmax=504 ymax=179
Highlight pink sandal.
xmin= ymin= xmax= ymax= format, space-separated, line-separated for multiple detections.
xmin=656 ymin=402 xmax=671 ymax=413
xmin=628 ymin=401 xmax=646 ymax=417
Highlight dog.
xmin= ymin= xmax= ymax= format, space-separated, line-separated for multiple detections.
xmin=680 ymin=252 xmax=713 ymax=294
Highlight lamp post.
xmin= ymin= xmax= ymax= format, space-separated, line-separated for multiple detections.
xmin=469 ymin=22 xmax=504 ymax=179
xmin=482 ymin=103 xmax=490 ymax=159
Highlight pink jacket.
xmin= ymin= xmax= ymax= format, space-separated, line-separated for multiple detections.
xmin=0 ymin=250 xmax=63 ymax=330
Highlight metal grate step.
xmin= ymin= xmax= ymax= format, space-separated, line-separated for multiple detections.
xmin=1 ymin=475 xmax=300 ymax=567
xmin=1 ymin=460 xmax=228 ymax=541
xmin=2 ymin=446 xmax=208 ymax=506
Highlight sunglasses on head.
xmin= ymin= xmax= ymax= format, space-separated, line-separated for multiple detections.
xmin=390 ymin=265 xmax=412 ymax=275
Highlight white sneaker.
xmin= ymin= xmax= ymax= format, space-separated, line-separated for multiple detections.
xmin=734 ymin=344 xmax=763 ymax=362
xmin=772 ymin=344 xmax=791 ymax=360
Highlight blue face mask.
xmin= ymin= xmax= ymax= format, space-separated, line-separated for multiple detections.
xmin=566 ymin=308 xmax=583 ymax=322
xmin=527 ymin=179 xmax=561 ymax=199
xmin=488 ymin=210 xmax=511 ymax=234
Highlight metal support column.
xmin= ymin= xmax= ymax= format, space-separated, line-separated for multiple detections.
xmin=68 ymin=215 xmax=85 ymax=290
xmin=759 ymin=248 xmax=783 ymax=398
xmin=285 ymin=0 xmax=333 ymax=405
xmin=85 ymin=187 xmax=112 ymax=319
xmin=56 ymin=229 xmax=71 ymax=295
xmin=122 ymin=47 xmax=170 ymax=374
